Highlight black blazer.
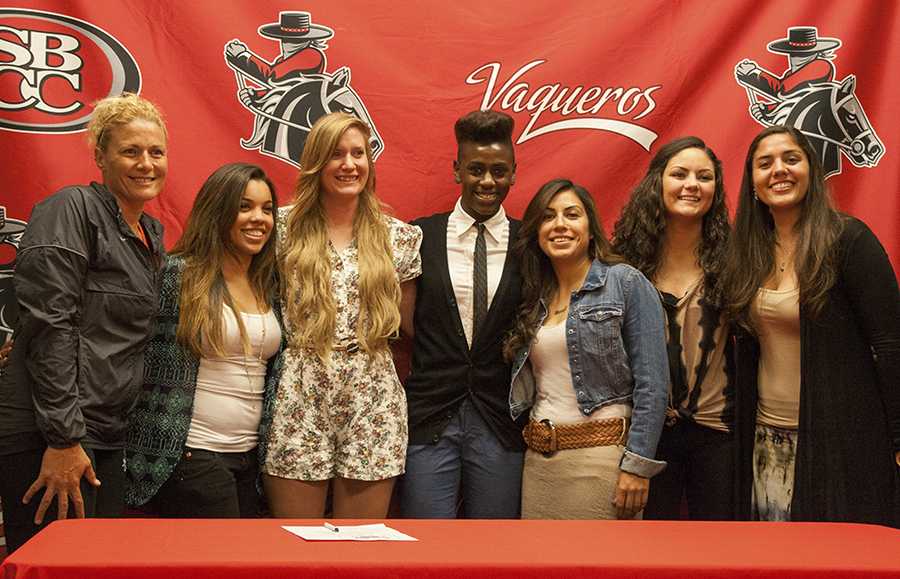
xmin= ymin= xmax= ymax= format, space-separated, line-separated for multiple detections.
xmin=405 ymin=212 xmax=525 ymax=450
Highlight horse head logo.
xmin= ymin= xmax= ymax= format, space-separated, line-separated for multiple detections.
xmin=734 ymin=27 xmax=884 ymax=178
xmin=223 ymin=11 xmax=383 ymax=168
xmin=0 ymin=206 xmax=27 ymax=338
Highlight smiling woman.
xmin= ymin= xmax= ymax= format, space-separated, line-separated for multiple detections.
xmin=264 ymin=112 xmax=422 ymax=520
xmin=721 ymin=125 xmax=899 ymax=525
xmin=124 ymin=163 xmax=284 ymax=519
xmin=0 ymin=93 xmax=167 ymax=554
xmin=505 ymin=179 xmax=669 ymax=520
xmin=612 ymin=137 xmax=735 ymax=521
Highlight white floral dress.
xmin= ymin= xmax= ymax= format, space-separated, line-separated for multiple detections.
xmin=264 ymin=210 xmax=422 ymax=481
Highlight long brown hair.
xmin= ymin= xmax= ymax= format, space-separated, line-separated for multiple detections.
xmin=720 ymin=125 xmax=843 ymax=329
xmin=503 ymin=179 xmax=623 ymax=360
xmin=171 ymin=163 xmax=278 ymax=356
xmin=611 ymin=136 xmax=730 ymax=304
xmin=280 ymin=112 xmax=399 ymax=359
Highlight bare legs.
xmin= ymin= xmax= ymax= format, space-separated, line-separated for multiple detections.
xmin=264 ymin=474 xmax=395 ymax=518
xmin=264 ymin=477 xmax=328 ymax=518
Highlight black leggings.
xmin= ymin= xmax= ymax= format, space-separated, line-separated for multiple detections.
xmin=0 ymin=446 xmax=125 ymax=554
xmin=643 ymin=419 xmax=736 ymax=520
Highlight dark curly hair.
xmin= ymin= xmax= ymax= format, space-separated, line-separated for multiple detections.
xmin=503 ymin=179 xmax=623 ymax=361
xmin=611 ymin=136 xmax=730 ymax=304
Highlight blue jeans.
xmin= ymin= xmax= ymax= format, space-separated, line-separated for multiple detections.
xmin=400 ymin=399 xmax=523 ymax=519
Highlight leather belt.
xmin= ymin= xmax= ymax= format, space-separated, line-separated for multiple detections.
xmin=522 ymin=416 xmax=628 ymax=457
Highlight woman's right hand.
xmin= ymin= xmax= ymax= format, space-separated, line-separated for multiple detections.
xmin=22 ymin=444 xmax=102 ymax=524
xmin=613 ymin=469 xmax=650 ymax=519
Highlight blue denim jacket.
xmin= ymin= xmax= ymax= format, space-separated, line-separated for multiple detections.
xmin=509 ymin=260 xmax=669 ymax=478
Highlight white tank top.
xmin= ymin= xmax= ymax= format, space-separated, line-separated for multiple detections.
xmin=186 ymin=305 xmax=281 ymax=452
xmin=529 ymin=321 xmax=631 ymax=423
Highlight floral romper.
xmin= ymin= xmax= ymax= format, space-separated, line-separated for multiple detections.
xmin=264 ymin=210 xmax=422 ymax=481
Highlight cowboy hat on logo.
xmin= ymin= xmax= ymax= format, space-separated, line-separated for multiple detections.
xmin=258 ymin=11 xmax=334 ymax=41
xmin=768 ymin=27 xmax=841 ymax=55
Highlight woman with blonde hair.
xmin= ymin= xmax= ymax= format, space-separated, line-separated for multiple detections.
xmin=125 ymin=162 xmax=282 ymax=518
xmin=263 ymin=112 xmax=422 ymax=518
xmin=0 ymin=93 xmax=167 ymax=552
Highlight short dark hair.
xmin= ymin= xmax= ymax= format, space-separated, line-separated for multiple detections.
xmin=454 ymin=110 xmax=514 ymax=157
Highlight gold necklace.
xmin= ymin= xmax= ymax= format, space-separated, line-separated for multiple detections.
xmin=243 ymin=312 xmax=267 ymax=390
xmin=550 ymin=295 xmax=569 ymax=316
xmin=775 ymin=243 xmax=796 ymax=273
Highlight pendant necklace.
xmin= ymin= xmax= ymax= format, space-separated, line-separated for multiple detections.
xmin=776 ymin=244 xmax=795 ymax=273
xmin=243 ymin=312 xmax=267 ymax=390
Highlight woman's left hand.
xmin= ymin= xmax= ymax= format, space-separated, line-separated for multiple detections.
xmin=613 ymin=470 xmax=649 ymax=519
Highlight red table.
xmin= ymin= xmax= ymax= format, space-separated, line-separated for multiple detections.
xmin=2 ymin=519 xmax=898 ymax=578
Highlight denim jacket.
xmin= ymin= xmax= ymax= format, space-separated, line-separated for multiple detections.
xmin=509 ymin=260 xmax=669 ymax=478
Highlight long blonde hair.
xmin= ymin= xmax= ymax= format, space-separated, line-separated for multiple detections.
xmin=172 ymin=163 xmax=278 ymax=357
xmin=281 ymin=112 xmax=398 ymax=359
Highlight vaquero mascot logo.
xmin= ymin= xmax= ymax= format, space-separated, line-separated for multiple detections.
xmin=734 ymin=26 xmax=884 ymax=178
xmin=224 ymin=11 xmax=383 ymax=168
xmin=0 ymin=206 xmax=27 ymax=338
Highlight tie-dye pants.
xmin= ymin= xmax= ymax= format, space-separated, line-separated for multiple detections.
xmin=752 ymin=423 xmax=798 ymax=521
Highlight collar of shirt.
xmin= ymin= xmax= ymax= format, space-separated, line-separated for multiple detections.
xmin=449 ymin=198 xmax=507 ymax=242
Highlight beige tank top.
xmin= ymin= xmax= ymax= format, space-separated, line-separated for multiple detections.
xmin=752 ymin=287 xmax=801 ymax=429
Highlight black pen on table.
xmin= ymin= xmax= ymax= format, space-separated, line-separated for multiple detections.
xmin=324 ymin=522 xmax=340 ymax=533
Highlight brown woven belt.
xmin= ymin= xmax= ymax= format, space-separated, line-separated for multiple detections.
xmin=522 ymin=417 xmax=628 ymax=456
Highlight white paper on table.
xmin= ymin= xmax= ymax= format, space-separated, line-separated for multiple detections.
xmin=282 ymin=523 xmax=418 ymax=542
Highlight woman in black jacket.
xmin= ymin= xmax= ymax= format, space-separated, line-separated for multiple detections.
xmin=720 ymin=125 xmax=899 ymax=525
xmin=0 ymin=93 xmax=168 ymax=552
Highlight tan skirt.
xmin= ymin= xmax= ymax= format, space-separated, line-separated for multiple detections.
xmin=521 ymin=445 xmax=641 ymax=520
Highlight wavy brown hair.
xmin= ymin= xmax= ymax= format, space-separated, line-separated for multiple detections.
xmin=280 ymin=112 xmax=399 ymax=359
xmin=720 ymin=125 xmax=843 ymax=330
xmin=503 ymin=179 xmax=623 ymax=360
xmin=611 ymin=136 xmax=730 ymax=304
xmin=171 ymin=163 xmax=278 ymax=357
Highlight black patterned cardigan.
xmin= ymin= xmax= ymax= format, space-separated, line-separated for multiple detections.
xmin=123 ymin=256 xmax=284 ymax=507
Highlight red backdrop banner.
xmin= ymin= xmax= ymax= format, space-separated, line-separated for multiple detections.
xmin=1 ymin=0 xmax=898 ymax=336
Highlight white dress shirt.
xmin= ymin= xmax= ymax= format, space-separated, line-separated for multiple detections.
xmin=447 ymin=199 xmax=510 ymax=347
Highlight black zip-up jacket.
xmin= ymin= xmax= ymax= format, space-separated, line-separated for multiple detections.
xmin=0 ymin=183 xmax=163 ymax=453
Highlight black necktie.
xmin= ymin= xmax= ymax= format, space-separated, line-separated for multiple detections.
xmin=473 ymin=223 xmax=487 ymax=339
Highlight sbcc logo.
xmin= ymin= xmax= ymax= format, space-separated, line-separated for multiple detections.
xmin=0 ymin=8 xmax=140 ymax=133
